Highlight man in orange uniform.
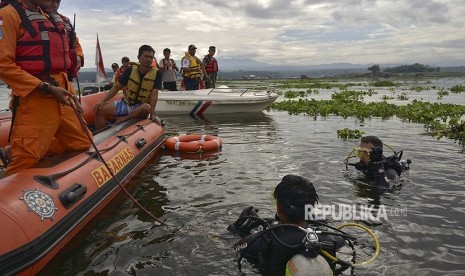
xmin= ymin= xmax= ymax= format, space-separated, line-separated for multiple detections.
xmin=0 ymin=0 xmax=92 ymax=177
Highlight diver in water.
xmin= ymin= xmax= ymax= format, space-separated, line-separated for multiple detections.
xmin=228 ymin=175 xmax=351 ymax=276
xmin=351 ymin=136 xmax=410 ymax=185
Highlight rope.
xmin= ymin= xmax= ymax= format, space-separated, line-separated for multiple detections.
xmin=70 ymin=103 xmax=167 ymax=226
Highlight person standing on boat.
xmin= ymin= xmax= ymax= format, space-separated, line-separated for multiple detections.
xmin=94 ymin=45 xmax=162 ymax=130
xmin=159 ymin=48 xmax=179 ymax=91
xmin=181 ymin=44 xmax=208 ymax=90
xmin=0 ymin=0 xmax=92 ymax=177
xmin=114 ymin=56 xmax=131 ymax=84
xmin=203 ymin=46 xmax=218 ymax=89
xmin=104 ymin=63 xmax=119 ymax=90
xmin=47 ymin=0 xmax=83 ymax=82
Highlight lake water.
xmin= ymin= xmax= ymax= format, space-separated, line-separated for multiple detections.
xmin=1 ymin=79 xmax=465 ymax=275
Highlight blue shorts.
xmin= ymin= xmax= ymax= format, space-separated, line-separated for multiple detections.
xmin=184 ymin=78 xmax=200 ymax=90
xmin=114 ymin=100 xmax=141 ymax=117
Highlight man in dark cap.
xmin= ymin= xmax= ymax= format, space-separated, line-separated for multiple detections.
xmin=104 ymin=63 xmax=120 ymax=90
xmin=181 ymin=44 xmax=207 ymax=90
xmin=203 ymin=46 xmax=219 ymax=88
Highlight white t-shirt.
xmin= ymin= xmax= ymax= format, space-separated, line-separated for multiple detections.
xmin=181 ymin=57 xmax=191 ymax=69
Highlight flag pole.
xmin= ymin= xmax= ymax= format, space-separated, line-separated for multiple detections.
xmin=95 ymin=34 xmax=107 ymax=91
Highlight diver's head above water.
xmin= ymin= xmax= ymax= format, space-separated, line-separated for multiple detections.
xmin=356 ymin=135 xmax=384 ymax=166
xmin=273 ymin=175 xmax=319 ymax=227
xmin=352 ymin=135 xmax=411 ymax=184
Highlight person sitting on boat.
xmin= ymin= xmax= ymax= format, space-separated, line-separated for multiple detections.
xmin=351 ymin=135 xmax=411 ymax=185
xmin=228 ymin=175 xmax=347 ymax=276
xmin=159 ymin=48 xmax=179 ymax=91
xmin=94 ymin=45 xmax=162 ymax=130
xmin=203 ymin=46 xmax=218 ymax=89
xmin=0 ymin=0 xmax=92 ymax=177
xmin=181 ymin=44 xmax=208 ymax=90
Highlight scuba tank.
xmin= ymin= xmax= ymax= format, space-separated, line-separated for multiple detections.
xmin=285 ymin=254 xmax=333 ymax=276
xmin=285 ymin=227 xmax=334 ymax=276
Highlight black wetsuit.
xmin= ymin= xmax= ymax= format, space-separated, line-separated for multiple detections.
xmin=233 ymin=224 xmax=345 ymax=276
xmin=355 ymin=157 xmax=407 ymax=186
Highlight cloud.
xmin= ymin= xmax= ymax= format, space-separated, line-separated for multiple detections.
xmin=59 ymin=0 xmax=465 ymax=68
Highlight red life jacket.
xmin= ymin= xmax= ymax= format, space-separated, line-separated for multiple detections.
xmin=120 ymin=65 xmax=130 ymax=76
xmin=59 ymin=13 xmax=79 ymax=78
xmin=8 ymin=0 xmax=71 ymax=76
xmin=204 ymin=55 xmax=218 ymax=73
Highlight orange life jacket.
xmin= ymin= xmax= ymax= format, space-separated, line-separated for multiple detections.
xmin=8 ymin=0 xmax=71 ymax=76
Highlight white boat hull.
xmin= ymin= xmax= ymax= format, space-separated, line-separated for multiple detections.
xmin=157 ymin=88 xmax=278 ymax=115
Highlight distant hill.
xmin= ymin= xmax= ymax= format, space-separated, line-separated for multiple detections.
xmin=77 ymin=58 xmax=465 ymax=81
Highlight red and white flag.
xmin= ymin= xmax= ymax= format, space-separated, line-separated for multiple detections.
xmin=95 ymin=34 xmax=107 ymax=83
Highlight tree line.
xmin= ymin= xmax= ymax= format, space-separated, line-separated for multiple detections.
xmin=368 ymin=63 xmax=440 ymax=74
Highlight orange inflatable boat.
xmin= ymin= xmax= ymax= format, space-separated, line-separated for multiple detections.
xmin=0 ymin=92 xmax=164 ymax=275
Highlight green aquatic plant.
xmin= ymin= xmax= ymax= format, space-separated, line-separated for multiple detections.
xmin=284 ymin=90 xmax=304 ymax=98
xmin=437 ymin=89 xmax=449 ymax=100
xmin=277 ymin=79 xmax=338 ymax=89
xmin=371 ymin=81 xmax=398 ymax=87
xmin=271 ymin=97 xmax=465 ymax=147
xmin=426 ymin=119 xmax=465 ymax=148
xmin=306 ymin=89 xmax=320 ymax=95
xmin=411 ymin=86 xmax=426 ymax=92
xmin=450 ymin=84 xmax=465 ymax=93
xmin=397 ymin=93 xmax=409 ymax=101
xmin=382 ymin=95 xmax=395 ymax=100
xmin=337 ymin=128 xmax=365 ymax=140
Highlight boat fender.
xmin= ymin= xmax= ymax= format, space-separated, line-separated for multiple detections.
xmin=135 ymin=138 xmax=147 ymax=149
xmin=59 ymin=183 xmax=87 ymax=209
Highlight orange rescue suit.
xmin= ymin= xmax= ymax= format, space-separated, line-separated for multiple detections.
xmin=0 ymin=2 xmax=92 ymax=177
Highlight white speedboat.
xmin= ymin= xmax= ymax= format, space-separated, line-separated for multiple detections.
xmin=157 ymin=86 xmax=279 ymax=115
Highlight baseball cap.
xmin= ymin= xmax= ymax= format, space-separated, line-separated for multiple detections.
xmin=188 ymin=44 xmax=197 ymax=50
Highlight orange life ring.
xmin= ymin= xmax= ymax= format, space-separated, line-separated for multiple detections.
xmin=165 ymin=134 xmax=222 ymax=152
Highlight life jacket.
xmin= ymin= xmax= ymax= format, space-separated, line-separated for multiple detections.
xmin=6 ymin=0 xmax=71 ymax=76
xmin=204 ymin=55 xmax=218 ymax=73
xmin=123 ymin=65 xmax=158 ymax=106
xmin=182 ymin=52 xmax=201 ymax=79
xmin=58 ymin=13 xmax=79 ymax=78
xmin=151 ymin=59 xmax=158 ymax=68
xmin=161 ymin=58 xmax=175 ymax=69
xmin=120 ymin=65 xmax=130 ymax=76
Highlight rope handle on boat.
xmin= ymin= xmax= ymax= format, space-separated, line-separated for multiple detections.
xmin=70 ymin=102 xmax=167 ymax=226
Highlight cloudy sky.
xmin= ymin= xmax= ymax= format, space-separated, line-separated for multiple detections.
xmin=59 ymin=0 xmax=465 ymax=68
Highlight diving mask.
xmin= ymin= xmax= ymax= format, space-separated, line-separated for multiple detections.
xmin=354 ymin=146 xmax=371 ymax=159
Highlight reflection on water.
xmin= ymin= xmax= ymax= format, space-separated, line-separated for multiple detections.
xmin=36 ymin=95 xmax=465 ymax=274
